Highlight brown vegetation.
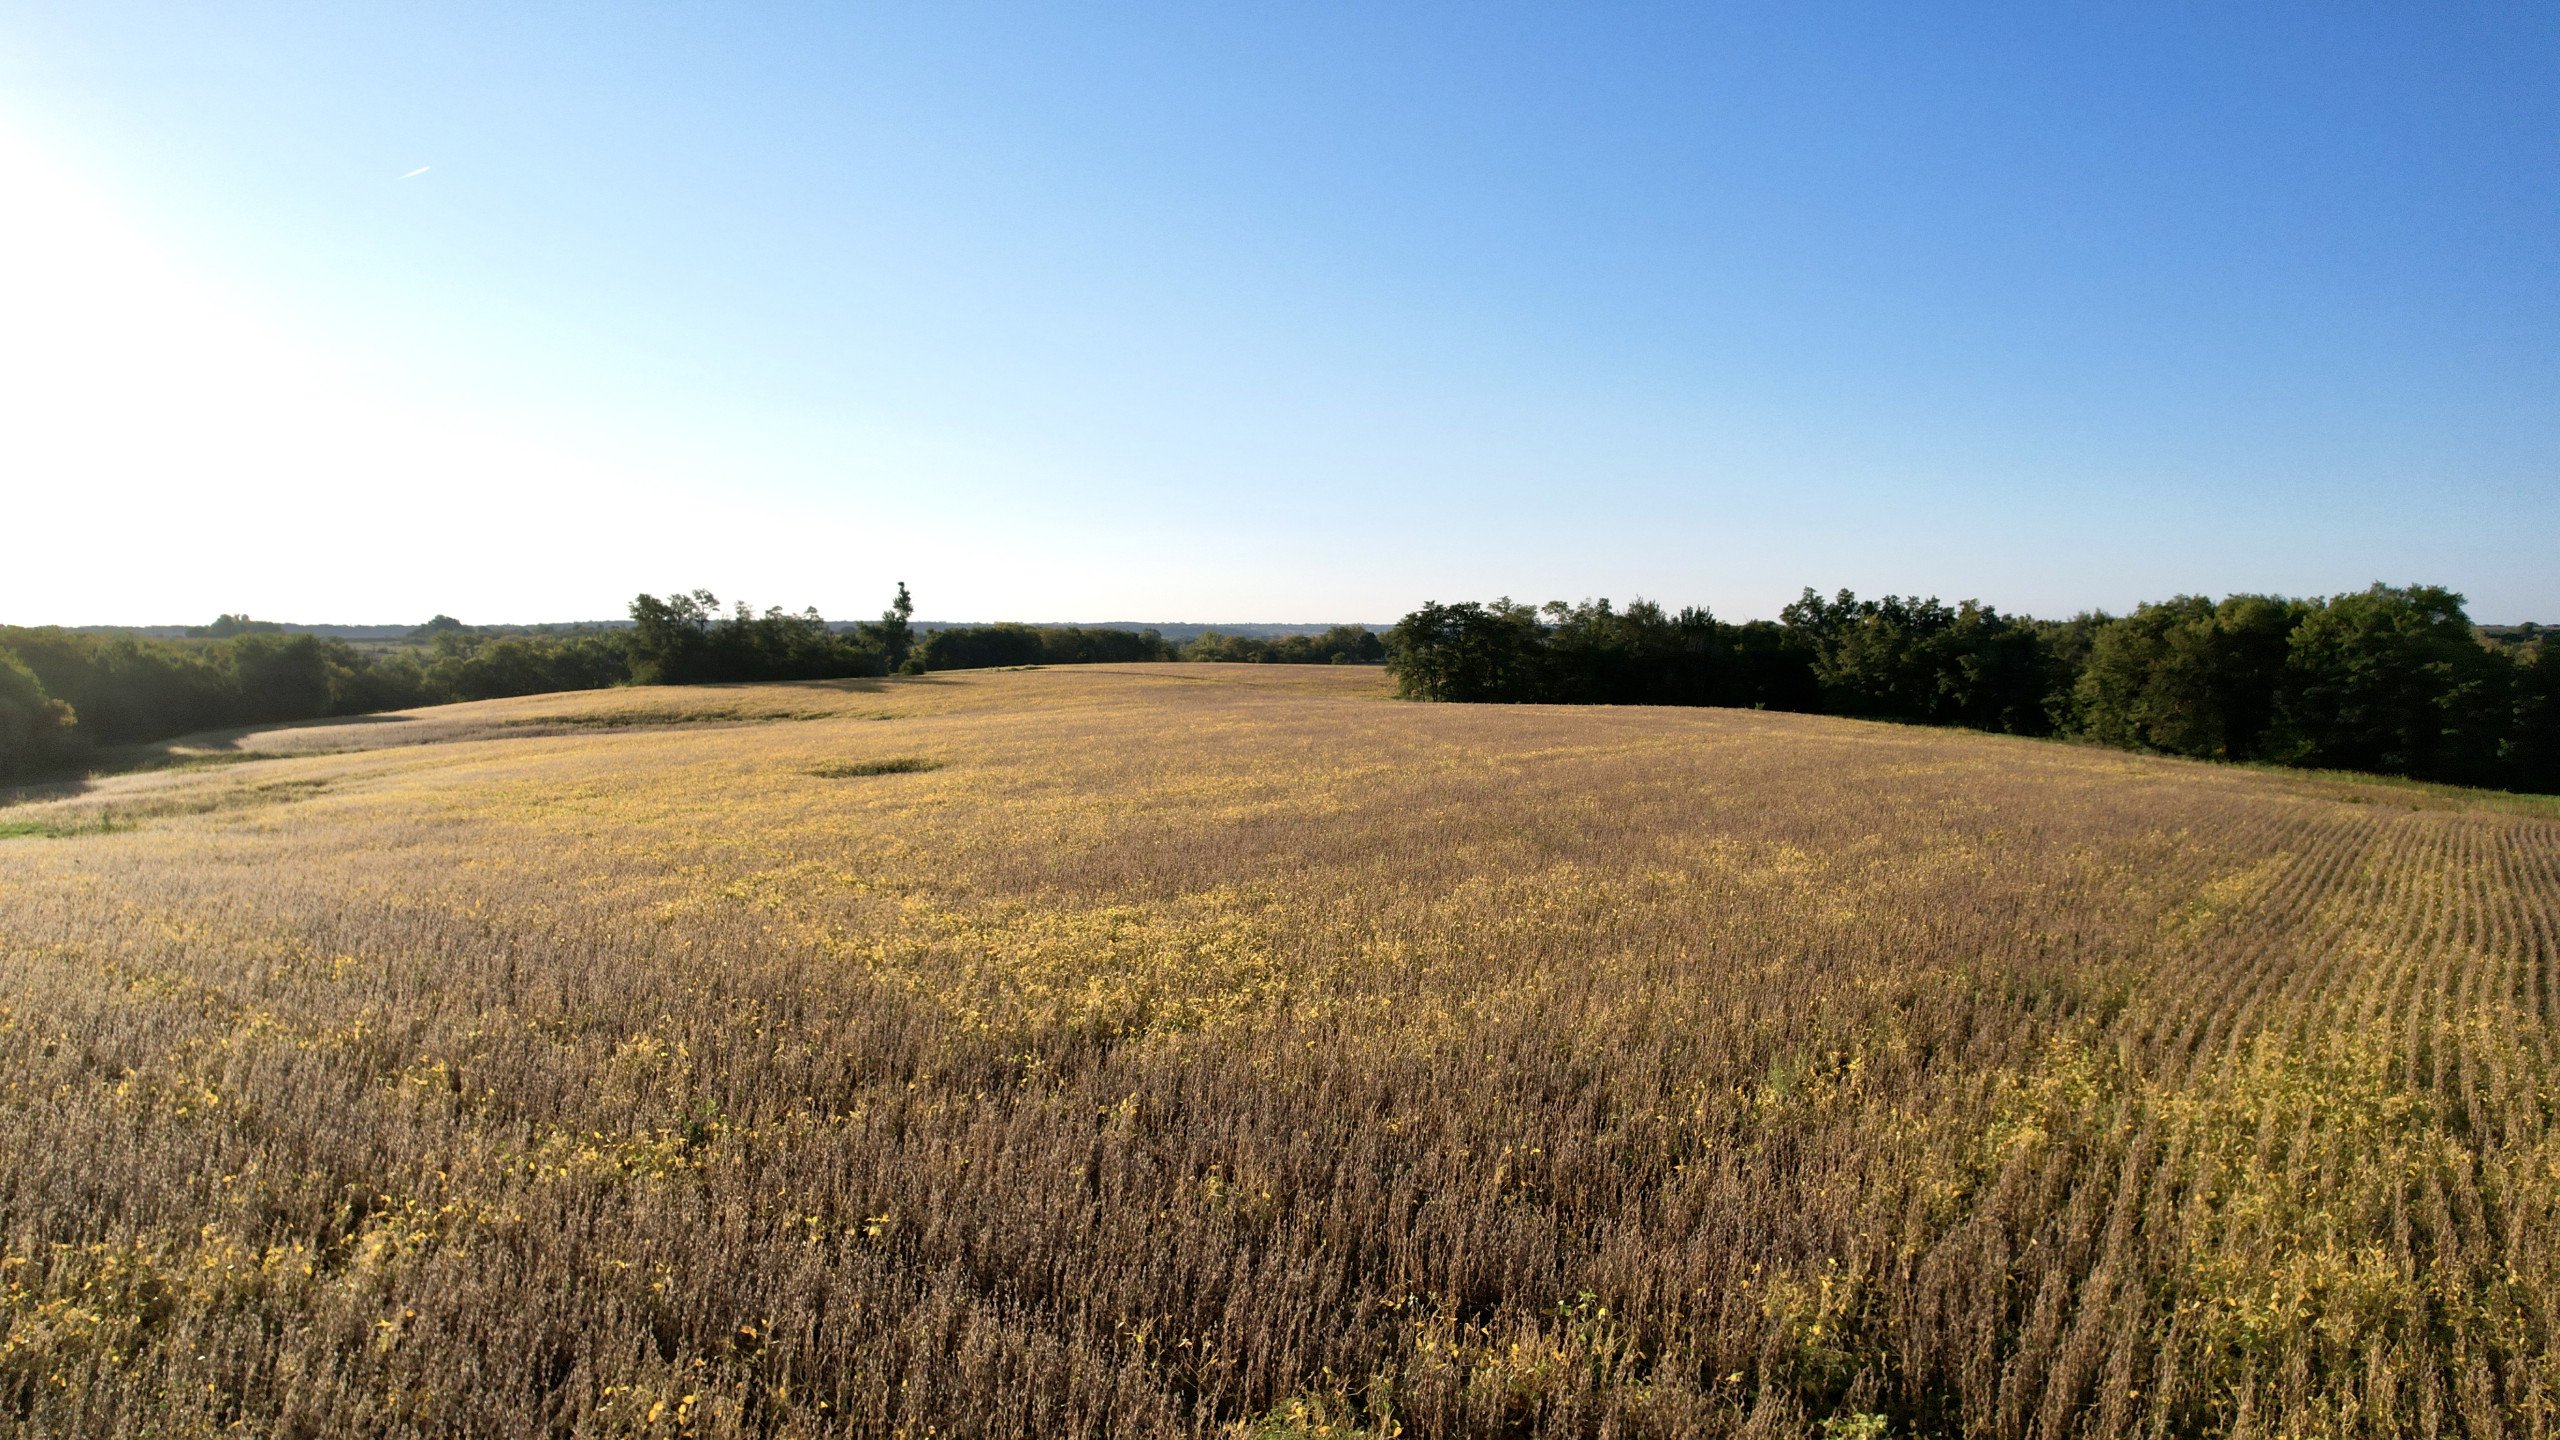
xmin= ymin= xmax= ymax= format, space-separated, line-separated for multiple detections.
xmin=2 ymin=665 xmax=2556 ymax=1437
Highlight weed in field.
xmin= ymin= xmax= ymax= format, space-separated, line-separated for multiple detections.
xmin=809 ymin=757 xmax=943 ymax=778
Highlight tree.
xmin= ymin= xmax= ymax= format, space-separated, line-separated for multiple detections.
xmin=190 ymin=613 xmax=284 ymax=638
xmin=914 ymin=623 xmax=1094 ymax=671
xmin=2266 ymin=584 xmax=2513 ymax=784
xmin=2507 ymin=636 xmax=2560 ymax=793
xmin=224 ymin=633 xmax=341 ymax=724
xmin=1385 ymin=600 xmax=1548 ymax=702
xmin=2072 ymin=595 xmax=2302 ymax=760
xmin=1725 ymin=620 xmax=1824 ymax=712
xmin=1542 ymin=599 xmax=1729 ymax=706
xmin=0 ymin=628 xmax=235 ymax=744
xmin=873 ymin=583 xmax=916 ymax=669
xmin=0 ymin=651 xmax=77 ymax=780
xmin=626 ymin=591 xmax=719 ymax=684
xmin=2031 ymin=612 xmax=2113 ymax=733
xmin=1782 ymin=590 xmax=2052 ymax=732
xmin=423 ymin=635 xmax=628 ymax=702
xmin=1184 ymin=626 xmax=1385 ymax=665
xmin=628 ymin=590 xmax=886 ymax=686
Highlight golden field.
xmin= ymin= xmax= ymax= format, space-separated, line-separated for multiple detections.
xmin=3 ymin=663 xmax=2558 ymax=1439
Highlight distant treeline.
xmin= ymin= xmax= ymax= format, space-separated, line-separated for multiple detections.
xmin=0 ymin=585 xmax=1386 ymax=780
xmin=1389 ymin=584 xmax=2560 ymax=793
xmin=911 ymin=623 xmax=1383 ymax=669
xmin=915 ymin=624 xmax=1172 ymax=670
xmin=31 ymin=577 xmax=2539 ymax=794
xmin=1185 ymin=626 xmax=1387 ymax=665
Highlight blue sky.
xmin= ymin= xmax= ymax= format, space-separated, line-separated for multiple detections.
xmin=2 ymin=4 xmax=2552 ymax=624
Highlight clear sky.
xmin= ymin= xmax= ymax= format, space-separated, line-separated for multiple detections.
xmin=2 ymin=4 xmax=2553 ymax=626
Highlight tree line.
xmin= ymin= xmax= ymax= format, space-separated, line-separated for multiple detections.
xmin=24 ymin=576 xmax=2536 ymax=795
xmin=912 ymin=623 xmax=1174 ymax=670
xmin=908 ymin=623 xmax=1383 ymax=669
xmin=1183 ymin=626 xmax=1388 ymax=665
xmin=0 ymin=587 xmax=923 ymax=779
xmin=0 ymin=585 xmax=1387 ymax=781
xmin=1388 ymin=584 xmax=2560 ymax=793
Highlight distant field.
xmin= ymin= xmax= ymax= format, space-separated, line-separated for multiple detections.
xmin=3 ymin=665 xmax=2556 ymax=1438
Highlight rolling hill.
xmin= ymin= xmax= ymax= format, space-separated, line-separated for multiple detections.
xmin=2 ymin=665 xmax=2555 ymax=1437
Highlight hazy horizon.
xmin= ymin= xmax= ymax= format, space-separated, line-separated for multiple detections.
xmin=4 ymin=5 xmax=2553 ymax=625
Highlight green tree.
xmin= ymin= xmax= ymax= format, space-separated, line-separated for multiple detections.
xmin=0 ymin=650 xmax=78 ymax=781
xmin=917 ymin=624 xmax=1047 ymax=670
xmin=1183 ymin=627 xmax=1385 ymax=665
xmin=2031 ymin=611 xmax=2112 ymax=732
xmin=868 ymin=582 xmax=917 ymax=669
xmin=2507 ymin=636 xmax=2560 ymax=793
xmin=2072 ymin=594 xmax=2303 ymax=759
xmin=628 ymin=589 xmax=885 ymax=685
xmin=422 ymin=634 xmax=628 ymax=702
xmin=1385 ymin=599 xmax=1548 ymax=702
xmin=1781 ymin=590 xmax=2052 ymax=732
xmin=625 ymin=591 xmax=719 ymax=684
xmin=2267 ymin=584 xmax=2512 ymax=784
xmin=223 ymin=633 xmax=340 ymax=724
xmin=0 ymin=628 xmax=235 ymax=744
xmin=1542 ymin=598 xmax=1729 ymax=706
xmin=189 ymin=613 xmax=288 ymax=638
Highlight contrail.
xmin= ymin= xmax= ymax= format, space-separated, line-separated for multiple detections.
xmin=401 ymin=165 xmax=431 ymax=179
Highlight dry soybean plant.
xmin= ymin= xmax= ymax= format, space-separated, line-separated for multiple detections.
xmin=1 ymin=664 xmax=2556 ymax=1438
